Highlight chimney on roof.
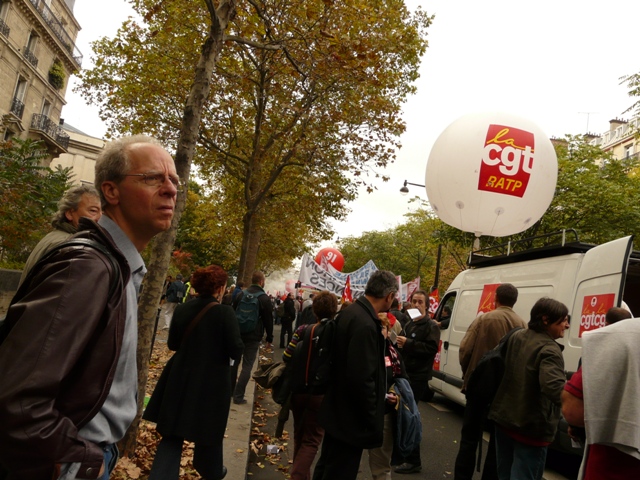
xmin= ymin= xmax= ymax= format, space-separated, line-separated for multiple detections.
xmin=609 ymin=118 xmax=627 ymax=131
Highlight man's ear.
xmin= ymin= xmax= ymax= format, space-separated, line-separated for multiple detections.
xmin=101 ymin=181 xmax=120 ymax=206
xmin=64 ymin=210 xmax=75 ymax=222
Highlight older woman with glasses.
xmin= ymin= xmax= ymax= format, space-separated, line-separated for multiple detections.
xmin=488 ymin=297 xmax=569 ymax=480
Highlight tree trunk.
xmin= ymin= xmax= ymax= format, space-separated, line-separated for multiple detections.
xmin=119 ymin=0 xmax=237 ymax=455
xmin=237 ymin=209 xmax=261 ymax=284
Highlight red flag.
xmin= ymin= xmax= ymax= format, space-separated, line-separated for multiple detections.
xmin=341 ymin=275 xmax=353 ymax=303
xmin=428 ymin=288 xmax=440 ymax=317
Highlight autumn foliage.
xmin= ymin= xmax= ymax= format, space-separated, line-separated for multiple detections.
xmin=76 ymin=0 xmax=434 ymax=281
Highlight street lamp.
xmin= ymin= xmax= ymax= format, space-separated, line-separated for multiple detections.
xmin=399 ymin=179 xmax=426 ymax=195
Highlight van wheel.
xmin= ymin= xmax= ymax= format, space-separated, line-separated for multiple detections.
xmin=422 ymin=386 xmax=435 ymax=402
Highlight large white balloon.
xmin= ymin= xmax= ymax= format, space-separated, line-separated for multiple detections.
xmin=425 ymin=112 xmax=558 ymax=237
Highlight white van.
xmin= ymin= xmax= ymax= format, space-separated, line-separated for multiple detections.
xmin=429 ymin=231 xmax=639 ymax=406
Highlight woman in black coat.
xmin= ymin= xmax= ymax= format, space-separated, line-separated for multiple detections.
xmin=144 ymin=265 xmax=244 ymax=480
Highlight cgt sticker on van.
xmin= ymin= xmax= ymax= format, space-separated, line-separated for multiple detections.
xmin=433 ymin=340 xmax=443 ymax=371
xmin=579 ymin=293 xmax=615 ymax=337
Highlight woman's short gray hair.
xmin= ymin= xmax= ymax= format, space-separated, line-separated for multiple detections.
xmin=94 ymin=135 xmax=162 ymax=206
xmin=51 ymin=184 xmax=100 ymax=229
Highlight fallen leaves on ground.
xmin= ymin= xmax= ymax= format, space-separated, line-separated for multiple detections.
xmin=111 ymin=337 xmax=289 ymax=479
xmin=111 ymin=332 xmax=202 ymax=479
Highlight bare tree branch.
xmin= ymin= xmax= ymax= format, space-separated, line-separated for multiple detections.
xmin=224 ymin=35 xmax=281 ymax=50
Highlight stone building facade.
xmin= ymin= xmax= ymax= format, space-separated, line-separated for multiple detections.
xmin=51 ymin=122 xmax=104 ymax=185
xmin=588 ymin=117 xmax=640 ymax=161
xmin=0 ymin=0 xmax=82 ymax=159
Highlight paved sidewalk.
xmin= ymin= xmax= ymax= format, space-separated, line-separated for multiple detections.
xmin=224 ymin=337 xmax=278 ymax=480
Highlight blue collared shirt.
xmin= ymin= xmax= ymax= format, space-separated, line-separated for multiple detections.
xmin=78 ymin=216 xmax=146 ymax=444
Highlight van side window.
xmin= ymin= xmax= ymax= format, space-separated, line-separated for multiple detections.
xmin=436 ymin=294 xmax=456 ymax=329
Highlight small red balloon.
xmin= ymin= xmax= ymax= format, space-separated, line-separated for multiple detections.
xmin=315 ymin=247 xmax=345 ymax=272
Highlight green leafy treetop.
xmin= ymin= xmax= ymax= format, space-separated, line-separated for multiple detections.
xmin=0 ymin=138 xmax=72 ymax=268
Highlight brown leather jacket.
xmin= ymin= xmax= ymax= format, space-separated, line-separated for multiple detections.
xmin=0 ymin=220 xmax=130 ymax=480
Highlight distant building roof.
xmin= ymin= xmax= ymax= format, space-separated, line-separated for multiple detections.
xmin=61 ymin=122 xmax=92 ymax=137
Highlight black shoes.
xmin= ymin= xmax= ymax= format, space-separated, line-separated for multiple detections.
xmin=394 ymin=463 xmax=422 ymax=474
xmin=233 ymin=398 xmax=247 ymax=405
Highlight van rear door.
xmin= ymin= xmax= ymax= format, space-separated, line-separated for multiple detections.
xmin=565 ymin=236 xmax=633 ymax=372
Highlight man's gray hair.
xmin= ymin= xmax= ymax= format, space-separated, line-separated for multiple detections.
xmin=365 ymin=270 xmax=398 ymax=299
xmin=51 ymin=184 xmax=100 ymax=229
xmin=94 ymin=135 xmax=163 ymax=206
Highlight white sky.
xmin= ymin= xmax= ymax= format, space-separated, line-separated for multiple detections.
xmin=63 ymin=0 xmax=640 ymax=249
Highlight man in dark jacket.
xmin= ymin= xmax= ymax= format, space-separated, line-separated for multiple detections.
xmin=280 ymin=293 xmax=296 ymax=348
xmin=161 ymin=274 xmax=186 ymax=329
xmin=231 ymin=271 xmax=274 ymax=404
xmin=455 ymin=283 xmax=526 ymax=480
xmin=0 ymin=135 xmax=177 ymax=480
xmin=231 ymin=280 xmax=245 ymax=302
xmin=313 ymin=270 xmax=399 ymax=480
xmin=395 ymin=289 xmax=441 ymax=474
xmin=390 ymin=297 xmax=409 ymax=328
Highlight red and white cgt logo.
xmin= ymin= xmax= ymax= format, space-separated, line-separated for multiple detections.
xmin=478 ymin=124 xmax=535 ymax=198
xmin=579 ymin=293 xmax=615 ymax=337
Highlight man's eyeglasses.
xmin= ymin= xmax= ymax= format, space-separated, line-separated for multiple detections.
xmin=123 ymin=173 xmax=184 ymax=191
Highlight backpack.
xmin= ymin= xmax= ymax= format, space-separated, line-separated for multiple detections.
xmin=0 ymin=238 xmax=121 ymax=347
xmin=235 ymin=290 xmax=266 ymax=334
xmin=465 ymin=326 xmax=523 ymax=408
xmin=394 ymin=377 xmax=423 ymax=457
xmin=296 ymin=304 xmax=316 ymax=329
xmin=289 ymin=317 xmax=337 ymax=395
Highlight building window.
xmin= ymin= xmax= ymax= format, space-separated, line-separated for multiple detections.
xmin=24 ymin=31 xmax=39 ymax=68
xmin=624 ymin=144 xmax=634 ymax=158
xmin=0 ymin=1 xmax=9 ymax=37
xmin=41 ymin=100 xmax=51 ymax=118
xmin=10 ymin=77 xmax=27 ymax=119
xmin=3 ymin=128 xmax=15 ymax=141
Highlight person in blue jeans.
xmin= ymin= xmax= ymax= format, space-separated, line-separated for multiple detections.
xmin=488 ymin=298 xmax=569 ymax=480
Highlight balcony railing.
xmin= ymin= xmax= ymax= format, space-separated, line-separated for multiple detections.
xmin=0 ymin=18 xmax=9 ymax=37
xmin=30 ymin=113 xmax=70 ymax=150
xmin=10 ymin=97 xmax=25 ymax=119
xmin=27 ymin=0 xmax=82 ymax=67
xmin=23 ymin=47 xmax=39 ymax=68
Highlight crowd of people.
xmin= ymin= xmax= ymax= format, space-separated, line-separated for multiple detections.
xmin=0 ymin=135 xmax=638 ymax=480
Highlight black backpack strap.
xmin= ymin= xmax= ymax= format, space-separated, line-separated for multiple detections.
xmin=499 ymin=326 xmax=524 ymax=354
xmin=1 ymin=238 xmax=122 ymax=345
xmin=303 ymin=323 xmax=317 ymax=386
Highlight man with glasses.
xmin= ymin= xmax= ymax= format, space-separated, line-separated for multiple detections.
xmin=0 ymin=135 xmax=178 ymax=480
xmin=313 ymin=270 xmax=399 ymax=480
